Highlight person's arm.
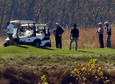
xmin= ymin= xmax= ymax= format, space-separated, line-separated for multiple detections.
xmin=58 ymin=28 xmax=64 ymax=36
xmin=104 ymin=26 xmax=107 ymax=29
xmin=107 ymin=27 xmax=111 ymax=33
xmin=6 ymin=26 xmax=9 ymax=33
xmin=6 ymin=29 xmax=9 ymax=32
xmin=70 ymin=33 xmax=72 ymax=40
xmin=62 ymin=28 xmax=64 ymax=34
xmin=60 ymin=28 xmax=64 ymax=35
xmin=78 ymin=30 xmax=79 ymax=39
xmin=98 ymin=30 xmax=101 ymax=33
xmin=70 ymin=30 xmax=72 ymax=40
xmin=97 ymin=28 xmax=102 ymax=33
xmin=108 ymin=30 xmax=111 ymax=32
xmin=53 ymin=29 xmax=56 ymax=36
xmin=107 ymin=30 xmax=111 ymax=33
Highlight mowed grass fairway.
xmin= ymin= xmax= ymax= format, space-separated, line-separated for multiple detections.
xmin=0 ymin=45 xmax=115 ymax=65
xmin=0 ymin=45 xmax=115 ymax=84
xmin=1 ymin=45 xmax=115 ymax=56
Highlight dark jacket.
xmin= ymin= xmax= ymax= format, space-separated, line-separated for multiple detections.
xmin=107 ymin=26 xmax=111 ymax=36
xmin=54 ymin=27 xmax=64 ymax=37
xmin=71 ymin=28 xmax=79 ymax=38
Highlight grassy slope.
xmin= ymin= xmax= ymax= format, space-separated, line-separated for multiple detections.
xmin=0 ymin=45 xmax=114 ymax=84
xmin=0 ymin=45 xmax=115 ymax=56
xmin=0 ymin=45 xmax=115 ymax=66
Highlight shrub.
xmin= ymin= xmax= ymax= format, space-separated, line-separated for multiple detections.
xmin=70 ymin=59 xmax=108 ymax=84
xmin=38 ymin=75 xmax=49 ymax=84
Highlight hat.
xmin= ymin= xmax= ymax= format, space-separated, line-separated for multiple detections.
xmin=98 ymin=22 xmax=102 ymax=25
xmin=56 ymin=22 xmax=60 ymax=25
xmin=104 ymin=21 xmax=109 ymax=25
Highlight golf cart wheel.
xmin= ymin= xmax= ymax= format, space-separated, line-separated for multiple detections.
xmin=35 ymin=42 xmax=40 ymax=47
xmin=14 ymin=41 xmax=18 ymax=46
xmin=4 ymin=41 xmax=10 ymax=47
xmin=45 ymin=43 xmax=51 ymax=47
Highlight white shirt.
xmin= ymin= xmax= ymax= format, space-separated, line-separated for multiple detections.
xmin=7 ymin=24 xmax=14 ymax=34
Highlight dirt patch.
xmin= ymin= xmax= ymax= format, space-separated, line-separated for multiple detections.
xmin=0 ymin=64 xmax=114 ymax=84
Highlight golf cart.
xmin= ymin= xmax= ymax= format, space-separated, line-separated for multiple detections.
xmin=4 ymin=20 xmax=51 ymax=47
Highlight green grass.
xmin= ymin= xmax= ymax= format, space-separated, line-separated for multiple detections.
xmin=0 ymin=45 xmax=115 ymax=66
xmin=0 ymin=45 xmax=115 ymax=56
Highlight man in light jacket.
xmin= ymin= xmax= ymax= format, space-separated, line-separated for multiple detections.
xmin=6 ymin=22 xmax=14 ymax=45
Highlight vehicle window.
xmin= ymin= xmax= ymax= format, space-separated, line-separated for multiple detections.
xmin=36 ymin=26 xmax=45 ymax=33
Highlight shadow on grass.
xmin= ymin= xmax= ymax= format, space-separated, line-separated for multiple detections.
xmin=16 ymin=45 xmax=28 ymax=48
xmin=16 ymin=45 xmax=54 ymax=51
xmin=33 ymin=46 xmax=55 ymax=51
xmin=78 ymin=50 xmax=94 ymax=53
xmin=41 ymin=47 xmax=55 ymax=50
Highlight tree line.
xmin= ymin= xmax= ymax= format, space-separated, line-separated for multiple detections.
xmin=0 ymin=0 xmax=114 ymax=32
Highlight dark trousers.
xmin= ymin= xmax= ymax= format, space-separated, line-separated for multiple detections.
xmin=8 ymin=34 xmax=14 ymax=45
xmin=107 ymin=35 xmax=111 ymax=48
xmin=99 ymin=34 xmax=104 ymax=48
xmin=55 ymin=36 xmax=62 ymax=48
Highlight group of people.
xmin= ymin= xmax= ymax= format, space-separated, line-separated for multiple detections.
xmin=97 ymin=21 xmax=111 ymax=48
xmin=54 ymin=23 xmax=79 ymax=50
xmin=54 ymin=21 xmax=112 ymax=50
xmin=6 ymin=21 xmax=112 ymax=49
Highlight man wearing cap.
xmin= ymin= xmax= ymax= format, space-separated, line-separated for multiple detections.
xmin=69 ymin=24 xmax=79 ymax=50
xmin=6 ymin=22 xmax=14 ymax=45
xmin=54 ymin=22 xmax=64 ymax=48
xmin=104 ymin=21 xmax=111 ymax=48
xmin=97 ymin=22 xmax=104 ymax=48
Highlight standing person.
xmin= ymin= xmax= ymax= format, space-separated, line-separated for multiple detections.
xmin=69 ymin=24 xmax=79 ymax=50
xmin=104 ymin=21 xmax=111 ymax=48
xmin=6 ymin=22 xmax=14 ymax=45
xmin=97 ymin=22 xmax=104 ymax=48
xmin=54 ymin=22 xmax=64 ymax=49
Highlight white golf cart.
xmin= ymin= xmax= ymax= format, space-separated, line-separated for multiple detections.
xmin=4 ymin=20 xmax=51 ymax=47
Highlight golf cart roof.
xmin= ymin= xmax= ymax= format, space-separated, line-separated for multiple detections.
xmin=10 ymin=20 xmax=36 ymax=24
xmin=21 ymin=24 xmax=47 ymax=27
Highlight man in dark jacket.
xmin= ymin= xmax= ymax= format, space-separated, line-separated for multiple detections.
xmin=104 ymin=21 xmax=111 ymax=48
xmin=54 ymin=22 xmax=64 ymax=49
xmin=69 ymin=24 xmax=79 ymax=50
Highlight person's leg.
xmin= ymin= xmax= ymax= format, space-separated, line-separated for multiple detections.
xmin=101 ymin=35 xmax=104 ymax=48
xmin=100 ymin=34 xmax=104 ymax=48
xmin=99 ymin=35 xmax=102 ymax=48
xmin=58 ymin=36 xmax=62 ymax=49
xmin=10 ymin=34 xmax=14 ymax=45
xmin=109 ymin=36 xmax=111 ymax=48
xmin=107 ymin=35 xmax=109 ymax=48
xmin=55 ymin=37 xmax=58 ymax=48
xmin=8 ymin=34 xmax=11 ymax=45
xmin=99 ymin=34 xmax=104 ymax=48
xmin=8 ymin=34 xmax=14 ymax=45
xmin=69 ymin=38 xmax=74 ymax=50
xmin=75 ymin=38 xmax=78 ymax=50
xmin=107 ymin=35 xmax=111 ymax=48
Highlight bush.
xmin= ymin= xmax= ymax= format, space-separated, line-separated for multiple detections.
xmin=38 ymin=75 xmax=49 ymax=84
xmin=70 ymin=59 xmax=108 ymax=84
